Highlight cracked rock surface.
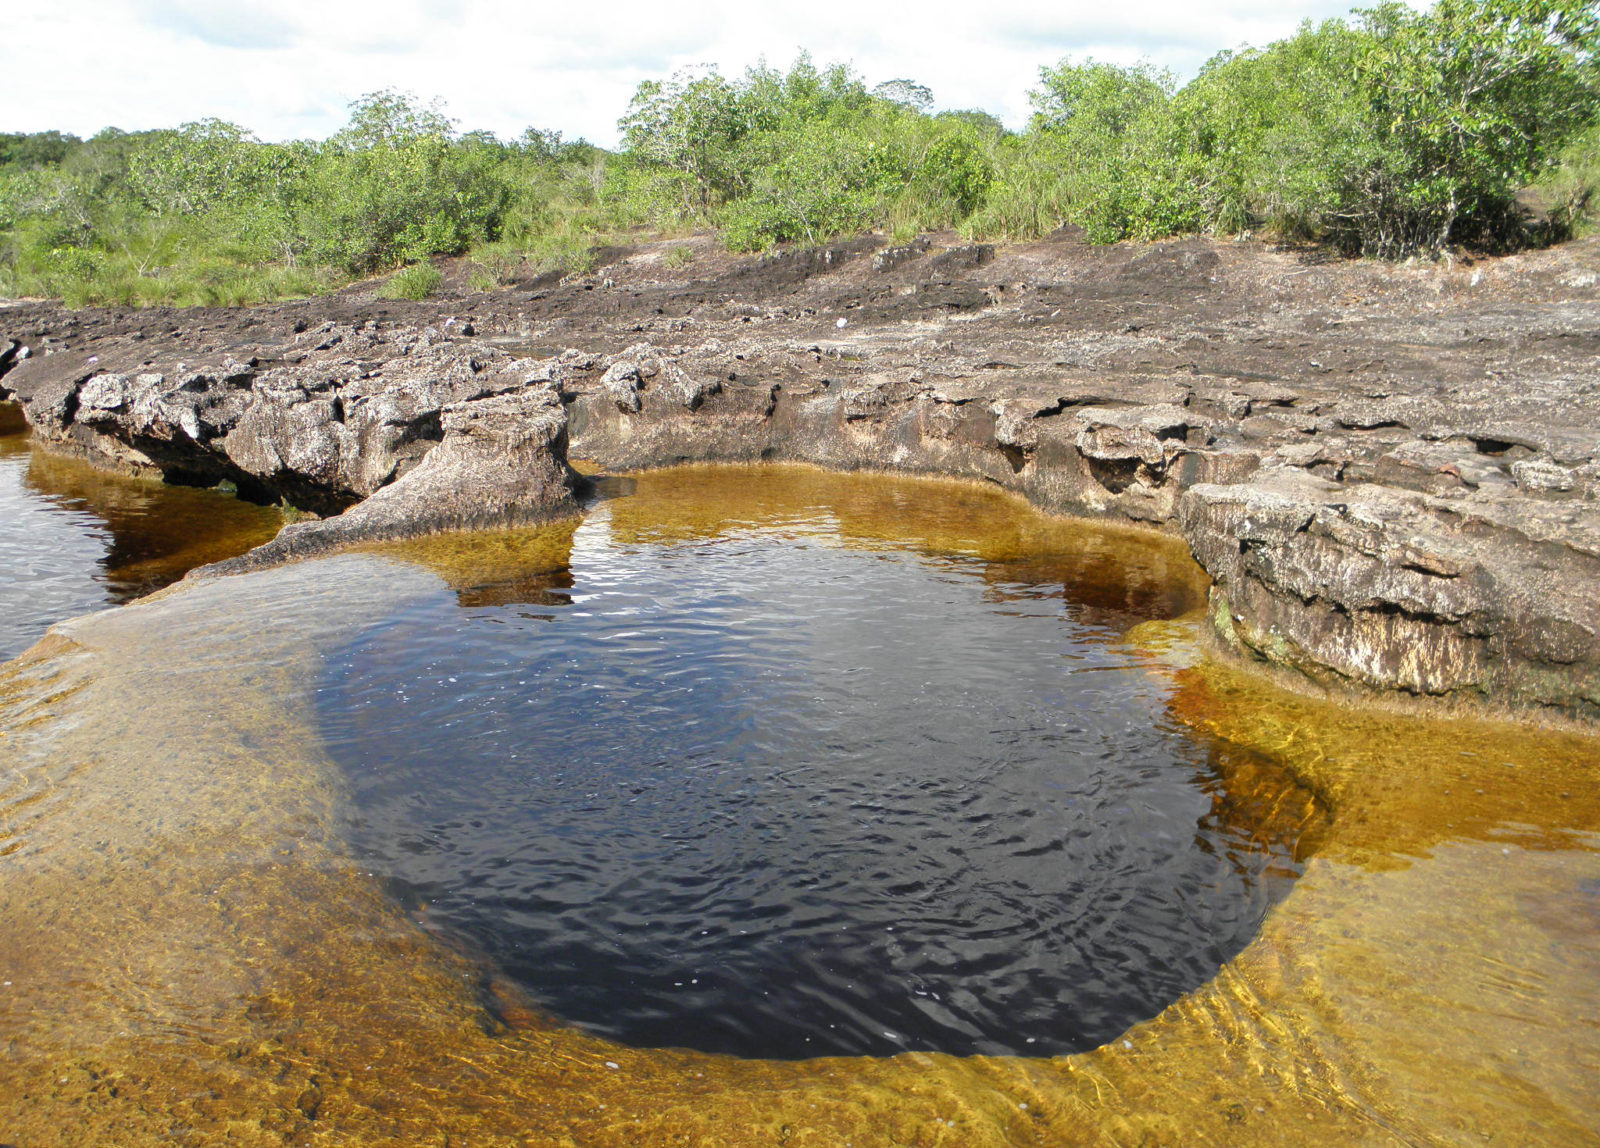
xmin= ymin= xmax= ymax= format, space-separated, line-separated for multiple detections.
xmin=3 ymin=229 xmax=1597 ymax=720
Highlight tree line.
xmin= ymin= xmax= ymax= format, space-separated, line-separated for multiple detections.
xmin=2 ymin=0 xmax=1596 ymax=306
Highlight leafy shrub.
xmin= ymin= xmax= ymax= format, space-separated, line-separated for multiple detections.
xmin=996 ymin=2 xmax=1600 ymax=256
xmin=307 ymin=92 xmax=510 ymax=273
xmin=3 ymin=2 xmax=1596 ymax=309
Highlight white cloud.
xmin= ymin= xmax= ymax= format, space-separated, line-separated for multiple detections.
xmin=0 ymin=0 xmax=1404 ymax=146
xmin=137 ymin=0 xmax=303 ymax=51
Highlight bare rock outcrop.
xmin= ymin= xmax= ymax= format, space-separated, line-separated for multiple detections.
xmin=1180 ymin=468 xmax=1600 ymax=714
xmin=0 ymin=318 xmax=582 ymax=566
xmin=196 ymin=387 xmax=577 ymax=575
xmin=3 ymin=231 xmax=1598 ymax=722
xmin=0 ymin=319 xmax=575 ymax=514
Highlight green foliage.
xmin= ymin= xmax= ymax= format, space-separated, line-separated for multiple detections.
xmin=377 ymin=261 xmax=444 ymax=300
xmin=0 ymin=91 xmax=539 ymax=304
xmin=615 ymin=55 xmax=999 ymax=250
xmin=468 ymin=245 xmax=521 ymax=291
xmin=0 ymin=130 xmax=80 ymax=169
xmin=308 ymin=90 xmax=510 ymax=272
xmin=1537 ymin=123 xmax=1600 ymax=233
xmin=2 ymin=1 xmax=1596 ymax=309
xmin=1030 ymin=59 xmax=1174 ymax=137
xmin=521 ymin=223 xmax=600 ymax=276
xmin=620 ymin=69 xmax=754 ymax=214
xmin=987 ymin=1 xmax=1600 ymax=255
xmin=1340 ymin=0 xmax=1600 ymax=254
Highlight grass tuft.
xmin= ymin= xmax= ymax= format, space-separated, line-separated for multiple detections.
xmin=377 ymin=262 xmax=444 ymax=301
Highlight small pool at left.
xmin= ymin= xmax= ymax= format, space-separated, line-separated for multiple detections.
xmin=0 ymin=402 xmax=284 ymax=659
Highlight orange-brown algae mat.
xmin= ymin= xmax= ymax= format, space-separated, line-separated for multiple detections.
xmin=0 ymin=466 xmax=1596 ymax=1146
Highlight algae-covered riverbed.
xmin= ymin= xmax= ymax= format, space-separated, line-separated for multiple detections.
xmin=0 ymin=463 xmax=1596 ymax=1146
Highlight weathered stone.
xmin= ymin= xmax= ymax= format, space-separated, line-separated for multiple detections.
xmin=1181 ymin=469 xmax=1600 ymax=715
xmin=3 ymin=231 xmax=1597 ymax=723
xmin=196 ymin=388 xmax=579 ymax=575
xmin=1512 ymin=458 xmax=1576 ymax=493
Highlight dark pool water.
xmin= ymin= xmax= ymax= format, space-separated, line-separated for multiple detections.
xmin=0 ymin=404 xmax=282 ymax=660
xmin=319 ymin=469 xmax=1321 ymax=1059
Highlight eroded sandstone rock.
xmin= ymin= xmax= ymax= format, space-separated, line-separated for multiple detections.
xmin=196 ymin=387 xmax=578 ymax=575
xmin=3 ymin=232 xmax=1597 ymax=721
xmin=1181 ymin=469 xmax=1600 ymax=715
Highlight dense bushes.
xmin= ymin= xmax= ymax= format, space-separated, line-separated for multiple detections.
xmin=0 ymin=93 xmax=605 ymax=305
xmin=1 ymin=0 xmax=1596 ymax=306
xmin=981 ymin=0 xmax=1600 ymax=255
xmin=611 ymin=0 xmax=1600 ymax=256
xmin=611 ymin=56 xmax=999 ymax=249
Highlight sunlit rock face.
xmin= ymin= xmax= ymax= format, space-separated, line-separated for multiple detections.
xmin=1180 ymin=468 xmax=1600 ymax=719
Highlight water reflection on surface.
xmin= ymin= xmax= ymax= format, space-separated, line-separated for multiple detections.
xmin=0 ymin=403 xmax=282 ymax=658
xmin=320 ymin=468 xmax=1320 ymax=1057
xmin=0 ymin=464 xmax=1595 ymax=1146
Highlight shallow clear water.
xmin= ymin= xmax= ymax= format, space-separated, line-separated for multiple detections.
xmin=0 ymin=403 xmax=282 ymax=659
xmin=2 ymin=462 xmax=1596 ymax=1145
xmin=318 ymin=469 xmax=1321 ymax=1058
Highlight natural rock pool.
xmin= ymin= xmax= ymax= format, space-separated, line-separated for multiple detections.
xmin=0 ymin=460 xmax=1596 ymax=1146
xmin=318 ymin=467 xmax=1319 ymax=1058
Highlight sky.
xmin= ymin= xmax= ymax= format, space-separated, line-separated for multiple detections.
xmin=4 ymin=0 xmax=1381 ymax=147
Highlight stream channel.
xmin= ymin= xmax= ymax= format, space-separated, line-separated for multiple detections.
xmin=0 ymin=416 xmax=1596 ymax=1145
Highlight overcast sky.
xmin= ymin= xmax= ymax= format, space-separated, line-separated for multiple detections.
xmin=5 ymin=1 xmax=1385 ymax=147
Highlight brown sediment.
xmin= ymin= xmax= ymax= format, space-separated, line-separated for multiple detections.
xmin=0 ymin=468 xmax=1595 ymax=1146
xmin=0 ymin=398 xmax=27 ymax=435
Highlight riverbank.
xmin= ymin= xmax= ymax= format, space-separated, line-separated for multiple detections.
xmin=3 ymin=229 xmax=1598 ymax=722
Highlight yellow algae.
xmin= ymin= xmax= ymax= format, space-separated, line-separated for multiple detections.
xmin=603 ymin=463 xmax=1211 ymax=632
xmin=1167 ymin=654 xmax=1600 ymax=864
xmin=0 ymin=464 xmax=1595 ymax=1146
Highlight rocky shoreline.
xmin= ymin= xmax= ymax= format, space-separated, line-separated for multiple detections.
xmin=3 ymin=230 xmax=1598 ymax=722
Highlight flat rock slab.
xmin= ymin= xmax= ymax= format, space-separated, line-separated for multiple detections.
xmin=3 ymin=232 xmax=1598 ymax=721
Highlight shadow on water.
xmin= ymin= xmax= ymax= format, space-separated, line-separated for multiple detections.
xmin=321 ymin=465 xmax=1327 ymax=1059
xmin=0 ymin=403 xmax=282 ymax=658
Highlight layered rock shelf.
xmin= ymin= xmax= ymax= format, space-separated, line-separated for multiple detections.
xmin=3 ymin=231 xmax=1598 ymax=721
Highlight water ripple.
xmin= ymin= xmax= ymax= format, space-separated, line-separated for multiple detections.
xmin=319 ymin=495 xmax=1318 ymax=1059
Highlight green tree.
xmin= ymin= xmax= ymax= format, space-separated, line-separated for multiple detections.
xmin=1343 ymin=0 xmax=1600 ymax=253
xmin=308 ymin=90 xmax=509 ymax=271
xmin=1030 ymin=59 xmax=1174 ymax=136
xmin=0 ymin=131 xmax=81 ymax=170
xmin=129 ymin=119 xmax=263 ymax=218
xmin=619 ymin=68 xmax=753 ymax=214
